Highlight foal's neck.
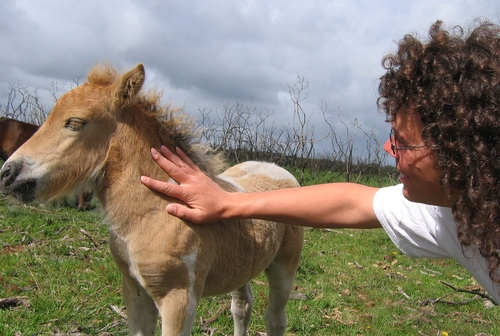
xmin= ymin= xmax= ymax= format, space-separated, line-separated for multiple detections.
xmin=97 ymin=129 xmax=172 ymax=234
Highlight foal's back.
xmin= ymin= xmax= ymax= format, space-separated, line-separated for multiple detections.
xmin=220 ymin=161 xmax=300 ymax=192
xmin=214 ymin=160 xmax=304 ymax=279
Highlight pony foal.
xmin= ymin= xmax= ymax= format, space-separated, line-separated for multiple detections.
xmin=0 ymin=64 xmax=304 ymax=336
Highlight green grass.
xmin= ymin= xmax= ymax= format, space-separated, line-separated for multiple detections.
xmin=0 ymin=194 xmax=499 ymax=335
xmin=289 ymin=166 xmax=398 ymax=188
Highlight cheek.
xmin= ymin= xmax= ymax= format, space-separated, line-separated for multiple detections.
xmin=413 ymin=156 xmax=441 ymax=185
xmin=419 ymin=153 xmax=441 ymax=179
xmin=396 ymin=153 xmax=414 ymax=171
xmin=398 ymin=151 xmax=437 ymax=177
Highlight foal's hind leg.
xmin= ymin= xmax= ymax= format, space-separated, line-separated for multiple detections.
xmin=230 ymin=283 xmax=254 ymax=336
xmin=263 ymin=260 xmax=297 ymax=336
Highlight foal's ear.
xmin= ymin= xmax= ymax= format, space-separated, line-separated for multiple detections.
xmin=114 ymin=64 xmax=145 ymax=107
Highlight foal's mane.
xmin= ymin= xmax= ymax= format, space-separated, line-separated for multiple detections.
xmin=87 ymin=64 xmax=225 ymax=177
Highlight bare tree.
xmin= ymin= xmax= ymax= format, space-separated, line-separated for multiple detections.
xmin=0 ymin=83 xmax=59 ymax=125
xmin=1 ymin=77 xmax=396 ymax=187
xmin=322 ymin=101 xmax=358 ymax=182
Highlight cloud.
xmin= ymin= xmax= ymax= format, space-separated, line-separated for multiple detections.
xmin=1 ymin=0 xmax=499 ymax=155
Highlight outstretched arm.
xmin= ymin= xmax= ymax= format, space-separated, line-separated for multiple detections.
xmin=141 ymin=146 xmax=382 ymax=229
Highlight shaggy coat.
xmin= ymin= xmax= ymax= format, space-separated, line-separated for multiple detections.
xmin=0 ymin=64 xmax=304 ymax=336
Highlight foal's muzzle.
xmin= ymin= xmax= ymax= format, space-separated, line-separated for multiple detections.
xmin=0 ymin=161 xmax=37 ymax=202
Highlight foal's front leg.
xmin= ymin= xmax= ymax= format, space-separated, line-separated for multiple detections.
xmin=122 ymin=276 xmax=158 ymax=336
xmin=157 ymin=288 xmax=199 ymax=336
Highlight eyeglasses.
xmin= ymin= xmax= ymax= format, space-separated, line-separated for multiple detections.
xmin=389 ymin=129 xmax=427 ymax=155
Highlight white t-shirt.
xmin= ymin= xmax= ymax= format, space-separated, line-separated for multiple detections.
xmin=373 ymin=184 xmax=500 ymax=304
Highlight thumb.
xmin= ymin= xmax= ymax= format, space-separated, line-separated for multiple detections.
xmin=166 ymin=203 xmax=193 ymax=221
xmin=166 ymin=203 xmax=181 ymax=216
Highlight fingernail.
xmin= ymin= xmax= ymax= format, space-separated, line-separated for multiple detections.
xmin=166 ymin=204 xmax=176 ymax=214
xmin=140 ymin=176 xmax=149 ymax=183
xmin=160 ymin=145 xmax=170 ymax=154
xmin=151 ymin=147 xmax=159 ymax=156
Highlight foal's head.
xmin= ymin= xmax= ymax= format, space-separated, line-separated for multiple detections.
xmin=0 ymin=64 xmax=223 ymax=203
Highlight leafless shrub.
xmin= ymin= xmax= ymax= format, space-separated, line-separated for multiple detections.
xmin=0 ymin=83 xmax=55 ymax=125
xmin=1 ymin=77 xmax=397 ymax=185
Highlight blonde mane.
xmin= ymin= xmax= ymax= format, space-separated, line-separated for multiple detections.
xmin=87 ymin=64 xmax=225 ymax=177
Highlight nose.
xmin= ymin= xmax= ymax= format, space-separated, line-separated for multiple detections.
xmin=0 ymin=161 xmax=21 ymax=188
xmin=383 ymin=139 xmax=396 ymax=158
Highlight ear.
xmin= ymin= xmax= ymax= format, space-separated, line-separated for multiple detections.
xmin=114 ymin=64 xmax=145 ymax=107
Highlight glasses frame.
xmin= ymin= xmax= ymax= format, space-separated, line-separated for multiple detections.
xmin=389 ymin=129 xmax=427 ymax=155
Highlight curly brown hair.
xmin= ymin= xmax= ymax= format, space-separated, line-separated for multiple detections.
xmin=377 ymin=19 xmax=500 ymax=282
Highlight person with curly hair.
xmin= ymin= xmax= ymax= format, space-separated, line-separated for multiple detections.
xmin=140 ymin=19 xmax=500 ymax=304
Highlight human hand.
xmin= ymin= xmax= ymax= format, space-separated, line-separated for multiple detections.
xmin=140 ymin=145 xmax=228 ymax=224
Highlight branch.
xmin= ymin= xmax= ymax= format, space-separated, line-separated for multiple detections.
xmin=0 ymin=296 xmax=30 ymax=309
xmin=420 ymin=280 xmax=497 ymax=306
xmin=80 ymin=228 xmax=102 ymax=248
xmin=201 ymin=301 xmax=231 ymax=328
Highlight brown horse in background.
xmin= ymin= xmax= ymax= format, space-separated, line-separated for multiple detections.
xmin=0 ymin=117 xmax=39 ymax=161
xmin=0 ymin=64 xmax=304 ymax=335
xmin=0 ymin=117 xmax=92 ymax=210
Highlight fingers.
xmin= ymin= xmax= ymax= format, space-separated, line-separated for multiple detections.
xmin=150 ymin=147 xmax=182 ymax=176
xmin=166 ymin=203 xmax=200 ymax=223
xmin=152 ymin=146 xmax=204 ymax=177
xmin=148 ymin=147 xmax=190 ymax=182
xmin=141 ymin=145 xmax=200 ymax=201
xmin=166 ymin=203 xmax=217 ymax=224
xmin=161 ymin=146 xmax=201 ymax=173
xmin=142 ymin=144 xmax=220 ymax=224
xmin=140 ymin=175 xmax=183 ymax=199
xmin=156 ymin=146 xmax=186 ymax=169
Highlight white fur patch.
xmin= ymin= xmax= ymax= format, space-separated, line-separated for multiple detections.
xmin=217 ymin=175 xmax=245 ymax=192
xmin=238 ymin=161 xmax=296 ymax=181
xmin=180 ymin=248 xmax=198 ymax=335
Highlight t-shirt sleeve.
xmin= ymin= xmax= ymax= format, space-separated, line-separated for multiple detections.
xmin=373 ymin=184 xmax=452 ymax=259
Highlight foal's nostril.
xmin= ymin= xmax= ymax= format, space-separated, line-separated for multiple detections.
xmin=0 ymin=162 xmax=20 ymax=187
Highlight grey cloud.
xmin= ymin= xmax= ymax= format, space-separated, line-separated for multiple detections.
xmin=1 ymin=0 xmax=499 ymax=155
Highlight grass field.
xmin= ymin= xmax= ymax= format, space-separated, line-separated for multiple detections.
xmin=0 ymin=194 xmax=498 ymax=336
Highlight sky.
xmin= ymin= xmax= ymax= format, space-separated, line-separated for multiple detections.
xmin=1 ymin=0 xmax=499 ymax=157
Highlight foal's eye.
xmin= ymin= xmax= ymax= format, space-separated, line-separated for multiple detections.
xmin=65 ymin=119 xmax=86 ymax=132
